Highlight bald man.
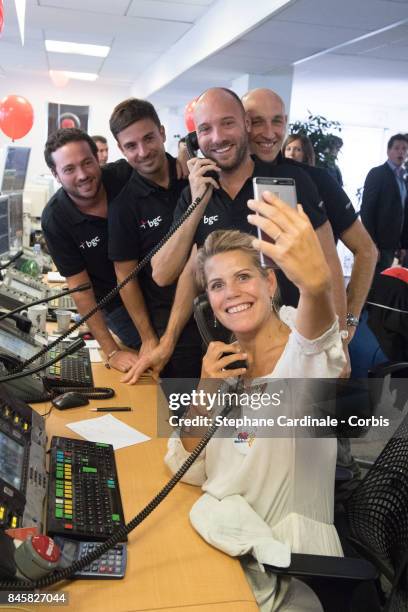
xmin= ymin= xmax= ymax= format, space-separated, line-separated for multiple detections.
xmin=152 ymin=87 xmax=347 ymax=323
xmin=242 ymin=88 xmax=377 ymax=341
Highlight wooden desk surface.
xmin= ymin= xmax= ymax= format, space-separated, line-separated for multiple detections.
xmin=33 ymin=364 xmax=257 ymax=612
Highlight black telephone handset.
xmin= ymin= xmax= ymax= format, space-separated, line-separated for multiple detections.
xmin=193 ymin=294 xmax=247 ymax=371
xmin=185 ymin=131 xmax=220 ymax=185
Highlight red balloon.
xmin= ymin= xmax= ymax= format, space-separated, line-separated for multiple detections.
xmin=0 ymin=1 xmax=4 ymax=36
xmin=0 ymin=95 xmax=34 ymax=140
xmin=184 ymin=98 xmax=198 ymax=133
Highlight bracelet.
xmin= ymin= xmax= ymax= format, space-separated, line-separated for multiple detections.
xmin=105 ymin=349 xmax=120 ymax=369
xmin=340 ymin=329 xmax=349 ymax=342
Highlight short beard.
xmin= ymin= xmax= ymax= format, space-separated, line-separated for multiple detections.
xmin=67 ymin=175 xmax=102 ymax=204
xmin=205 ymin=133 xmax=249 ymax=173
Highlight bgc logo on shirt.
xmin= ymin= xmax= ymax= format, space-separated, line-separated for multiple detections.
xmin=80 ymin=235 xmax=100 ymax=249
xmin=203 ymin=215 xmax=219 ymax=226
xmin=140 ymin=215 xmax=162 ymax=230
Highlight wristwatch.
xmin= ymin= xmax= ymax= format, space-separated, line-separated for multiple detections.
xmin=346 ymin=313 xmax=359 ymax=327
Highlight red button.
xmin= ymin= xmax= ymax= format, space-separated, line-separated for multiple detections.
xmin=64 ymin=523 xmax=73 ymax=529
xmin=31 ymin=535 xmax=61 ymax=563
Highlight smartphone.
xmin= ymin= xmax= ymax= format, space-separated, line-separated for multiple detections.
xmin=252 ymin=177 xmax=297 ymax=268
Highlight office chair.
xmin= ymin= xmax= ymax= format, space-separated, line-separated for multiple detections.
xmin=265 ymin=408 xmax=408 ymax=612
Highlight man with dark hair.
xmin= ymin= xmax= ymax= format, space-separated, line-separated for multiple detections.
xmin=361 ymin=133 xmax=408 ymax=272
xmin=107 ymin=98 xmax=202 ymax=383
xmin=241 ymin=88 xmax=377 ymax=343
xmin=41 ymin=128 xmax=139 ymax=373
xmin=91 ymin=135 xmax=109 ymax=166
xmin=109 ymin=98 xmax=161 ymax=139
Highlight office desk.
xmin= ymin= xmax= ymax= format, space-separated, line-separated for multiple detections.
xmin=34 ymin=364 xmax=258 ymax=612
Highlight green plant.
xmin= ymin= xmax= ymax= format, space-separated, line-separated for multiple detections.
xmin=289 ymin=112 xmax=342 ymax=168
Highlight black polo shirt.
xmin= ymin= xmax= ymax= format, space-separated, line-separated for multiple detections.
xmin=277 ymin=154 xmax=357 ymax=241
xmin=41 ymin=159 xmax=132 ymax=312
xmin=174 ymin=157 xmax=327 ymax=306
xmin=108 ymin=154 xmax=188 ymax=331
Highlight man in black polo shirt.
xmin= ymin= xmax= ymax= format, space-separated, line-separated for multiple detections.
xmin=152 ymin=88 xmax=346 ymax=327
xmin=108 ymin=98 xmax=202 ymax=382
xmin=242 ymin=88 xmax=377 ymax=342
xmin=41 ymin=128 xmax=139 ymax=373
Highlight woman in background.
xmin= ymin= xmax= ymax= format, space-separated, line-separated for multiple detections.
xmin=283 ymin=133 xmax=316 ymax=166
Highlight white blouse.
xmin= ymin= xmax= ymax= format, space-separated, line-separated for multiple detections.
xmin=165 ymin=307 xmax=346 ymax=557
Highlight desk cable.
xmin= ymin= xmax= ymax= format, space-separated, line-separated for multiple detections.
xmin=0 ymin=395 xmax=236 ymax=591
xmin=0 ymin=189 xmax=208 ymax=381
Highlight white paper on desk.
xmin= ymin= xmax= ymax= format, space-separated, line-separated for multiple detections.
xmin=47 ymin=271 xmax=65 ymax=282
xmin=66 ymin=414 xmax=150 ymax=450
xmin=89 ymin=348 xmax=103 ymax=362
xmin=48 ymin=331 xmax=79 ymax=342
xmin=85 ymin=339 xmax=101 ymax=349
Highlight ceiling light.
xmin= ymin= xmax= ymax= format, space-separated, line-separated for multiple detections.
xmin=64 ymin=71 xmax=98 ymax=81
xmin=14 ymin=0 xmax=26 ymax=46
xmin=45 ymin=40 xmax=110 ymax=58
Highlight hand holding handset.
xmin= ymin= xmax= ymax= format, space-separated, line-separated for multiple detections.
xmin=185 ymin=131 xmax=220 ymax=186
xmin=252 ymin=177 xmax=297 ymax=268
xmin=193 ymin=294 xmax=248 ymax=372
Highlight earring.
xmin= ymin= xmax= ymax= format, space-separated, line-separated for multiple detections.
xmin=213 ymin=316 xmax=217 ymax=328
xmin=270 ymin=297 xmax=279 ymax=314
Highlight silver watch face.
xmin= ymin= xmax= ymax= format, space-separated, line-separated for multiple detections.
xmin=346 ymin=314 xmax=359 ymax=327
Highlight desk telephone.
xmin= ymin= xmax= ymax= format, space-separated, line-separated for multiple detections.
xmin=0 ymin=319 xmax=98 ymax=403
xmin=0 ymin=269 xmax=76 ymax=313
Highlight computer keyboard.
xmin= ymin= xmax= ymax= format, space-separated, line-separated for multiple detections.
xmin=46 ymin=437 xmax=126 ymax=541
xmin=48 ymin=294 xmax=77 ymax=311
xmin=43 ymin=345 xmax=94 ymax=388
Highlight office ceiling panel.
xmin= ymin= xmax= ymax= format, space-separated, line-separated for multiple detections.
xmin=38 ymin=0 xmax=130 ymax=15
xmin=0 ymin=0 xmax=407 ymax=95
xmin=269 ymin=0 xmax=408 ymax=31
xmin=100 ymin=51 xmax=160 ymax=78
xmin=127 ymin=0 xmax=212 ymax=22
xmin=44 ymin=29 xmax=113 ymax=46
xmin=0 ymin=41 xmax=46 ymax=70
xmin=244 ymin=20 xmax=367 ymax=48
xmin=361 ymin=44 xmax=408 ymax=60
xmin=202 ymin=53 xmax=283 ymax=74
xmin=47 ymin=54 xmax=104 ymax=72
xmin=333 ymin=23 xmax=408 ymax=55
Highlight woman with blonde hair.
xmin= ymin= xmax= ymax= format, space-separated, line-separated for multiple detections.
xmin=165 ymin=192 xmax=346 ymax=611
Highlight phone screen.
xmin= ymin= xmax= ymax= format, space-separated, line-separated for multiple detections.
xmin=252 ymin=177 xmax=297 ymax=268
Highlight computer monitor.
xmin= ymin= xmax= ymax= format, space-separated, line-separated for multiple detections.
xmin=8 ymin=192 xmax=23 ymax=250
xmin=0 ymin=146 xmax=31 ymax=193
xmin=23 ymin=184 xmax=50 ymax=217
xmin=23 ymin=175 xmax=57 ymax=217
xmin=0 ymin=195 xmax=10 ymax=257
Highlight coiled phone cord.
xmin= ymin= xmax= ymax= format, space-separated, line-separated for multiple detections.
xmin=0 ymin=401 xmax=229 ymax=590
xmin=1 ymin=190 xmax=207 ymax=379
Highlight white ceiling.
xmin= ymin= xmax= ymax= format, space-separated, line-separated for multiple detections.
xmin=0 ymin=0 xmax=408 ymax=109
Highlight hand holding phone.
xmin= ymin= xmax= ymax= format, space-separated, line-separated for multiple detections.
xmin=247 ymin=192 xmax=329 ymax=296
xmin=252 ymin=177 xmax=297 ymax=268
xmin=185 ymin=131 xmax=220 ymax=186
xmin=201 ymin=340 xmax=247 ymax=379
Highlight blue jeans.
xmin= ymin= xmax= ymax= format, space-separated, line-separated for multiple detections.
xmin=103 ymin=306 xmax=203 ymax=380
xmin=103 ymin=304 xmax=141 ymax=350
